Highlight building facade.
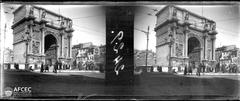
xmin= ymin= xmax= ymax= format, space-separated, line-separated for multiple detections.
xmin=216 ymin=45 xmax=239 ymax=66
xmin=12 ymin=5 xmax=74 ymax=69
xmin=72 ymin=42 xmax=105 ymax=70
xmin=155 ymin=5 xmax=218 ymax=71
xmin=73 ymin=42 xmax=95 ymax=64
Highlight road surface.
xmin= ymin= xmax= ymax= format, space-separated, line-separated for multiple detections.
xmin=3 ymin=70 xmax=240 ymax=100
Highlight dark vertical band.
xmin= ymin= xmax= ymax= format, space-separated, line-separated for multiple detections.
xmin=105 ymin=6 xmax=134 ymax=85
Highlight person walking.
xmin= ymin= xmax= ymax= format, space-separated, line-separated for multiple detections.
xmin=40 ymin=62 xmax=44 ymax=73
xmin=189 ymin=62 xmax=193 ymax=75
xmin=29 ymin=66 xmax=33 ymax=71
xmin=184 ymin=65 xmax=187 ymax=75
xmin=54 ymin=61 xmax=58 ymax=73
xmin=46 ymin=64 xmax=48 ymax=72
xmin=202 ymin=62 xmax=206 ymax=73
xmin=197 ymin=63 xmax=201 ymax=76
xmin=58 ymin=60 xmax=62 ymax=73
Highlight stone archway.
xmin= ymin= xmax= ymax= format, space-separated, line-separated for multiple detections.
xmin=188 ymin=37 xmax=201 ymax=69
xmin=44 ymin=34 xmax=58 ymax=66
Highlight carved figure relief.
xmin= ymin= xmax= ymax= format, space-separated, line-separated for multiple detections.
xmin=69 ymin=20 xmax=73 ymax=28
xmin=184 ymin=12 xmax=189 ymax=20
xmin=176 ymin=33 xmax=184 ymax=44
xmin=29 ymin=7 xmax=34 ymax=16
xmin=204 ymin=23 xmax=209 ymax=30
xmin=61 ymin=21 xmax=65 ymax=27
xmin=172 ymin=8 xmax=177 ymax=17
xmin=176 ymin=43 xmax=183 ymax=57
xmin=42 ymin=10 xmax=46 ymax=18
xmin=32 ymin=40 xmax=40 ymax=54
xmin=211 ymin=23 xmax=216 ymax=30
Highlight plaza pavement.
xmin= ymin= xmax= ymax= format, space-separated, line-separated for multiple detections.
xmin=3 ymin=69 xmax=240 ymax=100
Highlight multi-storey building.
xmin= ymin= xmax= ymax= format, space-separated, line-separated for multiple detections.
xmin=72 ymin=43 xmax=105 ymax=69
xmin=72 ymin=42 xmax=95 ymax=64
xmin=216 ymin=45 xmax=239 ymax=66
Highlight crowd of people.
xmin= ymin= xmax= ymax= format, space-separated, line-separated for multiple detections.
xmin=40 ymin=60 xmax=71 ymax=73
xmin=183 ymin=62 xmax=240 ymax=76
xmin=215 ymin=63 xmax=239 ymax=73
xmin=76 ymin=61 xmax=100 ymax=71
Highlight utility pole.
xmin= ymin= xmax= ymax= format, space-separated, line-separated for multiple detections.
xmin=0 ymin=24 xmax=7 ymax=97
xmin=134 ymin=26 xmax=150 ymax=68
xmin=145 ymin=26 xmax=149 ymax=68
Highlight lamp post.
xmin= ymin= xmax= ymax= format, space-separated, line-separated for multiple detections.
xmin=145 ymin=26 xmax=149 ymax=69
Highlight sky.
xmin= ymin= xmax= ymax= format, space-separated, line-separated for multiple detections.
xmin=1 ymin=4 xmax=240 ymax=52
xmin=134 ymin=5 xmax=240 ymax=52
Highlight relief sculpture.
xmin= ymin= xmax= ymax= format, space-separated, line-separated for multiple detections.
xmin=32 ymin=40 xmax=40 ymax=54
xmin=176 ymin=43 xmax=183 ymax=57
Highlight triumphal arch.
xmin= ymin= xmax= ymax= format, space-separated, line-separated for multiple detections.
xmin=155 ymin=5 xmax=218 ymax=71
xmin=12 ymin=5 xmax=74 ymax=69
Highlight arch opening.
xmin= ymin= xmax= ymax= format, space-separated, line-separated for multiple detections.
xmin=188 ymin=37 xmax=201 ymax=68
xmin=44 ymin=34 xmax=58 ymax=65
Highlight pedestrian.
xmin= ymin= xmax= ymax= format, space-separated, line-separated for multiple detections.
xmin=189 ymin=63 xmax=193 ymax=75
xmin=78 ymin=62 xmax=82 ymax=70
xmin=29 ymin=66 xmax=33 ymax=71
xmin=197 ymin=63 xmax=201 ymax=76
xmin=55 ymin=60 xmax=59 ymax=73
xmin=14 ymin=63 xmax=17 ymax=70
xmin=45 ymin=64 xmax=49 ymax=72
xmin=158 ymin=66 xmax=162 ymax=72
xmin=40 ymin=62 xmax=44 ymax=73
xmin=216 ymin=63 xmax=219 ymax=73
xmin=202 ymin=62 xmax=206 ymax=73
xmin=58 ymin=60 xmax=62 ymax=73
xmin=54 ymin=61 xmax=58 ymax=73
xmin=184 ymin=65 xmax=187 ymax=75
xmin=198 ymin=66 xmax=201 ymax=76
xmin=59 ymin=61 xmax=62 ymax=70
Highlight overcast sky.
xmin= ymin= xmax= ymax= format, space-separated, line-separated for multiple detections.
xmin=1 ymin=4 xmax=240 ymax=52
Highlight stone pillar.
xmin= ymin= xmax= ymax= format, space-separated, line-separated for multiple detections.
xmin=183 ymin=27 xmax=189 ymax=58
xmin=211 ymin=35 xmax=216 ymax=61
xmin=172 ymin=23 xmax=177 ymax=57
xmin=183 ymin=11 xmax=190 ymax=59
xmin=40 ymin=9 xmax=47 ymax=61
xmin=62 ymin=34 xmax=65 ymax=57
xmin=203 ymin=33 xmax=208 ymax=60
xmin=40 ymin=25 xmax=45 ymax=55
xmin=59 ymin=32 xmax=64 ymax=57
xmin=168 ymin=27 xmax=173 ymax=57
xmin=69 ymin=35 xmax=72 ymax=58
xmin=67 ymin=33 xmax=72 ymax=58
xmin=29 ymin=20 xmax=34 ymax=54
xmin=67 ymin=37 xmax=70 ymax=58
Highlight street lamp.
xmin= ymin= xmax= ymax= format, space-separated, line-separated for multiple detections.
xmin=25 ymin=28 xmax=31 ymax=70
